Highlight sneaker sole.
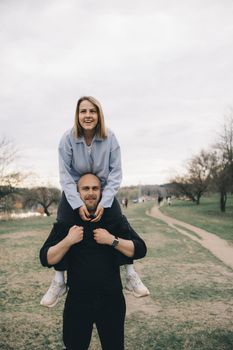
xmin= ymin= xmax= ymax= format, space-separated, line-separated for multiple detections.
xmin=124 ymin=287 xmax=150 ymax=298
xmin=40 ymin=287 xmax=67 ymax=308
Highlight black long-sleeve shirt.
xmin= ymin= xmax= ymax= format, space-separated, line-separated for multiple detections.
xmin=40 ymin=206 xmax=147 ymax=295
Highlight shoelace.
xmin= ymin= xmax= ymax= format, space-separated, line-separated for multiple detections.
xmin=47 ymin=281 xmax=62 ymax=295
xmin=127 ymin=274 xmax=144 ymax=288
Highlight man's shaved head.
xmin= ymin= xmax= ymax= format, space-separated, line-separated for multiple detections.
xmin=77 ymin=174 xmax=101 ymax=212
xmin=78 ymin=173 xmax=101 ymax=190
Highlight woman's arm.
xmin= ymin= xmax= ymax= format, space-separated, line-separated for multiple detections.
xmin=98 ymin=133 xmax=122 ymax=209
xmin=58 ymin=130 xmax=84 ymax=210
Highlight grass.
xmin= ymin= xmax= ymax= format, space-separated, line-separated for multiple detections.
xmin=0 ymin=215 xmax=55 ymax=235
xmin=160 ymin=194 xmax=233 ymax=243
xmin=0 ymin=202 xmax=233 ymax=349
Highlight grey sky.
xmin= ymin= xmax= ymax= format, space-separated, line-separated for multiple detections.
xmin=1 ymin=0 xmax=233 ymax=187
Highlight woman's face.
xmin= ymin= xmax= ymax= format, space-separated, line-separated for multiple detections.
xmin=78 ymin=100 xmax=99 ymax=132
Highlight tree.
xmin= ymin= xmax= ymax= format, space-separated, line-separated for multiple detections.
xmin=186 ymin=150 xmax=216 ymax=204
xmin=0 ymin=137 xmax=25 ymax=210
xmin=211 ymin=112 xmax=233 ymax=212
xmin=171 ymin=150 xmax=215 ymax=204
xmin=170 ymin=176 xmax=197 ymax=202
xmin=24 ymin=187 xmax=61 ymax=216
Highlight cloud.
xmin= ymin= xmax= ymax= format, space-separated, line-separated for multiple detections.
xmin=0 ymin=0 xmax=233 ymax=186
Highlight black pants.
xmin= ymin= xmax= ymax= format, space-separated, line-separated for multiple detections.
xmin=63 ymin=291 xmax=126 ymax=350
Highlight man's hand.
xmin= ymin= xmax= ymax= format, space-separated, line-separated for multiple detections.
xmin=93 ymin=228 xmax=114 ymax=245
xmin=79 ymin=205 xmax=90 ymax=221
xmin=66 ymin=225 xmax=84 ymax=246
xmin=91 ymin=205 xmax=104 ymax=222
xmin=47 ymin=225 xmax=84 ymax=266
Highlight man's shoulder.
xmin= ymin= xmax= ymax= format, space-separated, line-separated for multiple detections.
xmin=102 ymin=213 xmax=130 ymax=237
xmin=53 ymin=221 xmax=71 ymax=231
xmin=53 ymin=220 xmax=79 ymax=232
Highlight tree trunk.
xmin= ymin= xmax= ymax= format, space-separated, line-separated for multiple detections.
xmin=196 ymin=193 xmax=201 ymax=205
xmin=190 ymin=194 xmax=196 ymax=203
xmin=43 ymin=206 xmax=51 ymax=216
xmin=220 ymin=191 xmax=227 ymax=212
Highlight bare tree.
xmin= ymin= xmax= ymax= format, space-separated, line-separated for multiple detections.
xmin=24 ymin=187 xmax=61 ymax=216
xmin=171 ymin=150 xmax=215 ymax=204
xmin=211 ymin=112 xmax=233 ymax=212
xmin=0 ymin=137 xmax=25 ymax=203
xmin=170 ymin=175 xmax=196 ymax=202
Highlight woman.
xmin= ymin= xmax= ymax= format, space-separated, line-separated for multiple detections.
xmin=40 ymin=96 xmax=149 ymax=307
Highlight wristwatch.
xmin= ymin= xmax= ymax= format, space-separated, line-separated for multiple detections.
xmin=111 ymin=236 xmax=119 ymax=248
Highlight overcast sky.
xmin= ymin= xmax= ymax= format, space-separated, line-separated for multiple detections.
xmin=1 ymin=0 xmax=233 ymax=188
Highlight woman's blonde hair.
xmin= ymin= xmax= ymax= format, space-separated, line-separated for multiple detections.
xmin=73 ymin=96 xmax=107 ymax=139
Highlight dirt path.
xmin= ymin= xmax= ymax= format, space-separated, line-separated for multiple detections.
xmin=147 ymin=205 xmax=233 ymax=270
xmin=1 ymin=210 xmax=232 ymax=321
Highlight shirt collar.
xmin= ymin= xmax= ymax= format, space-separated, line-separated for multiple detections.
xmin=74 ymin=134 xmax=103 ymax=144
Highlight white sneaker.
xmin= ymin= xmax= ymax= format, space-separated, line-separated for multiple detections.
xmin=125 ymin=272 xmax=150 ymax=298
xmin=40 ymin=279 xmax=67 ymax=307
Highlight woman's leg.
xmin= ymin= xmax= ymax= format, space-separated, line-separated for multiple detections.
xmin=40 ymin=269 xmax=67 ymax=308
xmin=40 ymin=192 xmax=72 ymax=308
xmin=54 ymin=270 xmax=65 ymax=284
xmin=57 ymin=191 xmax=77 ymax=223
xmin=124 ymin=264 xmax=150 ymax=297
xmin=109 ymin=198 xmax=150 ymax=297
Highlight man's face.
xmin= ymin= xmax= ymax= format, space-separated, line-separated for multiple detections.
xmin=78 ymin=174 xmax=101 ymax=211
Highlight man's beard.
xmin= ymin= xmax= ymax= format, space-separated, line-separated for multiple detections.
xmin=86 ymin=203 xmax=97 ymax=211
xmin=84 ymin=196 xmax=98 ymax=211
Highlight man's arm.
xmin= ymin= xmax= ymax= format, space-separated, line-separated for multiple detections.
xmin=121 ymin=217 xmax=147 ymax=260
xmin=40 ymin=223 xmax=83 ymax=268
xmin=115 ymin=237 xmax=134 ymax=257
xmin=93 ymin=215 xmax=147 ymax=259
xmin=47 ymin=225 xmax=83 ymax=265
xmin=93 ymin=228 xmax=134 ymax=257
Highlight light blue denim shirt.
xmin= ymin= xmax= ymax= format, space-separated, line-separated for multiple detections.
xmin=58 ymin=128 xmax=122 ymax=210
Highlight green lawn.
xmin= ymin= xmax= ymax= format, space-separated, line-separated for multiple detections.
xmin=160 ymin=194 xmax=233 ymax=243
xmin=0 ymin=202 xmax=233 ymax=349
xmin=0 ymin=215 xmax=55 ymax=235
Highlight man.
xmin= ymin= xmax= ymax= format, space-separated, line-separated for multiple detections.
xmin=40 ymin=173 xmax=147 ymax=350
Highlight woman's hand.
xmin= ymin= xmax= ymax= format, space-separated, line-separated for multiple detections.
xmin=91 ymin=205 xmax=104 ymax=222
xmin=79 ymin=205 xmax=90 ymax=221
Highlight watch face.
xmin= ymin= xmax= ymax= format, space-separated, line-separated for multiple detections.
xmin=112 ymin=238 xmax=119 ymax=248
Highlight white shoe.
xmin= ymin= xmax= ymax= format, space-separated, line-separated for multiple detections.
xmin=125 ymin=272 xmax=150 ymax=298
xmin=40 ymin=279 xmax=67 ymax=308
